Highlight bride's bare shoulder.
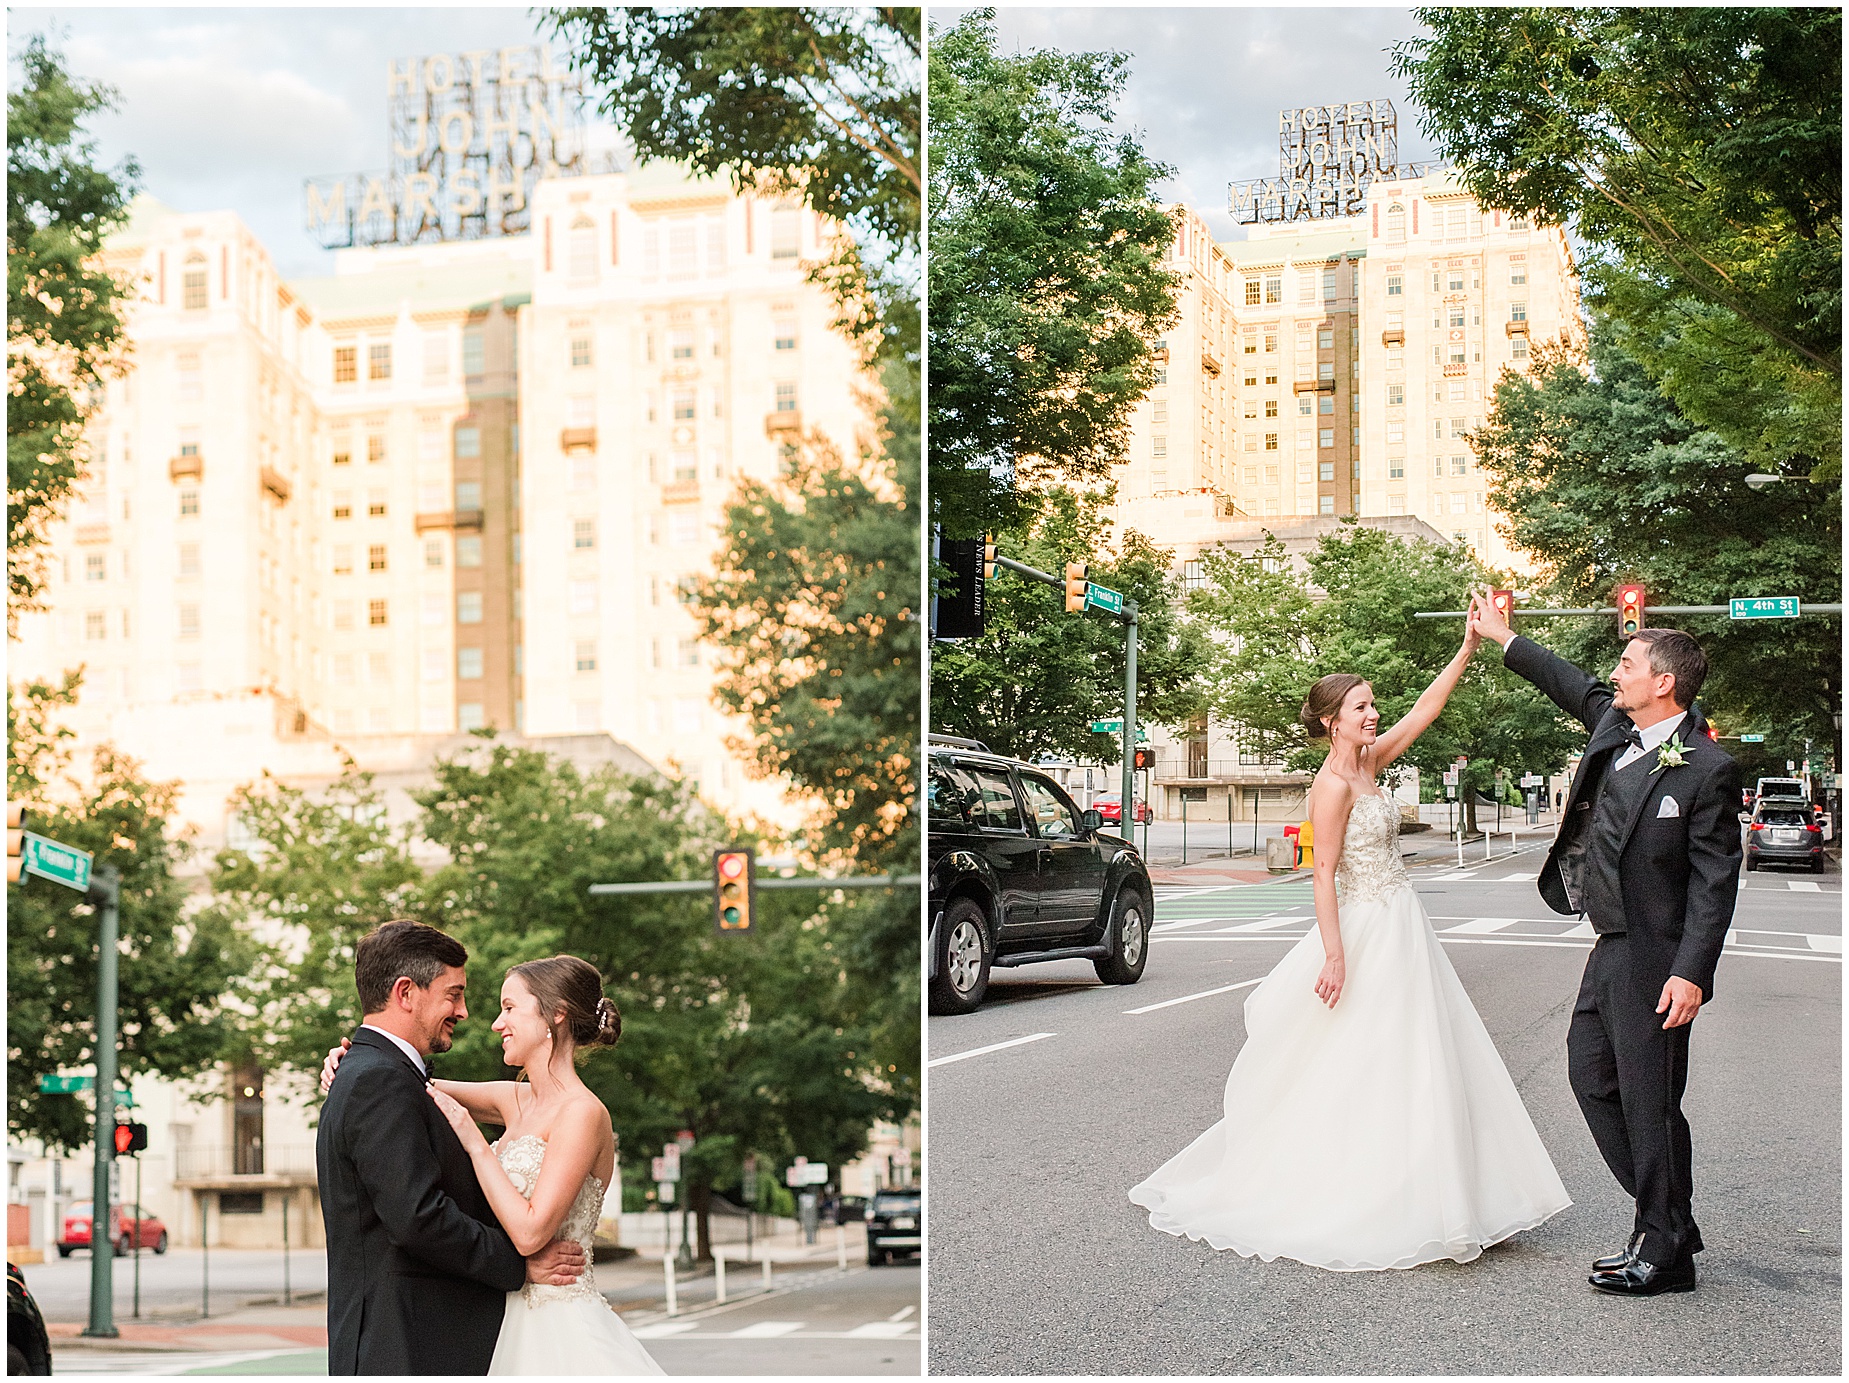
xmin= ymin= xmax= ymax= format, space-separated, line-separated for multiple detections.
xmin=1306 ymin=770 xmax=1356 ymax=815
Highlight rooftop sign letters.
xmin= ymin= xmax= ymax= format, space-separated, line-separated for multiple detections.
xmin=304 ymin=46 xmax=599 ymax=249
xmin=1230 ymin=99 xmax=1431 ymax=225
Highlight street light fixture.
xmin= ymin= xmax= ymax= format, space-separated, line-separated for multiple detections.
xmin=1743 ymin=473 xmax=1785 ymax=490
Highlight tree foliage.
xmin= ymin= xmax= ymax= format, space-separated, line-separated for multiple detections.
xmin=211 ymin=743 xmax=903 ymax=1256
xmin=1474 ymin=326 xmax=1841 ymax=757
xmin=8 ymin=36 xmax=139 ymax=624
xmin=7 ymin=675 xmax=249 ymax=1150
xmin=1187 ymin=526 xmax=1582 ymax=821
xmin=1395 ymin=7 xmax=1840 ymax=479
xmin=928 ymin=9 xmax=1180 ymax=537
xmin=930 ymin=487 xmax=1204 ymax=762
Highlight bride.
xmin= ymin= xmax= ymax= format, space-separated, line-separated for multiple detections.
xmin=1128 ymin=603 xmax=1571 ymax=1271
xmin=324 ymin=956 xmax=663 ymax=1375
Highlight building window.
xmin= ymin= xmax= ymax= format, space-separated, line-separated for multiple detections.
xmin=1512 ymin=336 xmax=1530 ymax=359
xmin=1386 ymin=204 xmax=1405 ymax=243
xmin=177 ymin=603 xmax=200 ymax=640
xmin=423 ymin=331 xmax=449 ymax=384
xmin=1318 ymin=461 xmax=1335 ymax=482
xmin=425 ymin=538 xmax=445 ymax=568
xmin=574 ymin=641 xmax=597 ymax=673
xmin=1510 ymin=301 xmax=1528 ymax=322
xmin=1322 ymin=268 xmax=1337 ymax=299
xmin=458 ymin=647 xmax=484 ymax=680
xmin=1385 ymin=273 xmax=1403 ymax=298
xmin=332 ymin=493 xmax=352 ymax=520
xmin=568 ymin=216 xmax=598 ymax=282
xmin=570 ymin=581 xmax=596 ymax=615
xmin=367 ymin=491 xmax=387 ymax=517
xmin=1264 ymin=399 xmax=1278 ymax=418
xmin=1319 ymin=395 xmax=1334 ymax=415
xmin=1388 ymin=458 xmax=1405 ymax=479
xmin=1387 ymin=383 xmax=1404 ymax=406
xmin=368 ymin=544 xmax=387 ymax=572
xmin=454 ymin=426 xmax=481 ymax=459
xmin=677 ymin=638 xmax=701 ymax=668
xmin=1320 ymin=428 xmax=1335 ymax=449
xmin=672 ymin=393 xmax=696 ymax=422
xmin=770 ymin=206 xmax=802 ymax=260
xmin=333 ymin=600 xmax=354 ymax=631
xmin=1153 ymin=366 xmax=1167 ymax=386
xmin=573 ymin=519 xmax=596 ymax=549
xmin=1152 ymin=436 xmax=1167 ymax=459
xmin=457 ymin=592 xmax=483 ymax=624
xmin=570 ymin=333 xmax=592 ymax=368
xmin=1386 ymin=422 xmax=1404 ymax=444
xmin=458 ymin=703 xmax=486 ymax=732
xmin=368 ymin=599 xmax=388 ymax=626
xmin=1452 ymin=455 xmax=1469 ymax=476
xmin=1243 ymin=433 xmax=1257 ymax=452
xmin=462 ymin=328 xmax=485 ymax=377
xmin=1153 ymin=399 xmax=1168 ymax=424
xmin=455 ymin=535 xmax=482 ymax=567
xmin=182 ymin=256 xmax=208 ymax=310
xmin=1244 ymin=277 xmax=1260 ymax=305
xmin=773 ymin=382 xmax=798 ymax=414
xmin=368 ymin=343 xmax=392 ymax=381
xmin=455 ymin=481 xmax=482 ymax=512
xmin=1319 ymin=494 xmax=1336 ymax=515
xmin=177 ymin=542 xmax=200 ymax=578
xmin=1298 ymin=396 xmax=1313 ymax=417
xmin=1264 ymin=274 xmax=1282 ymax=304
xmin=773 ymin=320 xmax=798 ymax=352
xmin=84 ymin=551 xmax=106 ymax=582
xmin=1509 ymin=257 xmax=1527 ymax=285
xmin=334 ymin=346 xmax=358 ymax=383
xmin=1264 ymin=433 xmax=1278 ymax=452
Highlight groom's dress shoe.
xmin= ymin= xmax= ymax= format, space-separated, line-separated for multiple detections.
xmin=1592 ymin=1232 xmax=1644 ymax=1271
xmin=1588 ymin=1257 xmax=1697 ymax=1296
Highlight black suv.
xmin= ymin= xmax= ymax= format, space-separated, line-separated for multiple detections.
xmin=929 ymin=741 xmax=1154 ymax=1014
xmin=866 ymin=1188 xmax=921 ymax=1265
xmin=1747 ymin=796 xmax=1825 ymax=872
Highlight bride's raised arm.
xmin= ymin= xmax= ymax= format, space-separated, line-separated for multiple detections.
xmin=1369 ymin=597 xmax=1482 ymax=772
xmin=429 ymin=1090 xmax=609 ymax=1256
xmin=319 ymin=1039 xmax=522 ymax=1128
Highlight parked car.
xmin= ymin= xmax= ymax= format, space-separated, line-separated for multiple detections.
xmin=1092 ymin=791 xmax=1152 ymax=825
xmin=928 ymin=743 xmax=1154 ymax=1014
xmin=1747 ymin=798 xmax=1825 ymax=873
xmin=866 ymin=1188 xmax=921 ymax=1266
xmin=57 ymin=1202 xmax=167 ymax=1258
xmin=6 ymin=1262 xmax=51 ymax=1375
xmin=831 ymin=1195 xmax=869 ymax=1224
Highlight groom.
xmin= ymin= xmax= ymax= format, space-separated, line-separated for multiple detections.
xmin=318 ymin=920 xmax=586 ymax=1374
xmin=1469 ymin=596 xmax=1742 ymax=1296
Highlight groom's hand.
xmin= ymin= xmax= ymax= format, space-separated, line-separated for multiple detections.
xmin=525 ymin=1237 xmax=586 ymax=1285
xmin=1657 ymin=976 xmax=1702 ymax=1028
xmin=1468 ymin=591 xmax=1516 ymax=649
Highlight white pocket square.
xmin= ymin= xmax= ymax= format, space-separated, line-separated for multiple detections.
xmin=1656 ymin=797 xmax=1681 ymax=819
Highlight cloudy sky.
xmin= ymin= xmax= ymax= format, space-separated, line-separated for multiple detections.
xmin=8 ymin=6 xmax=565 ymax=278
xmin=933 ymin=6 xmax=1441 ymax=242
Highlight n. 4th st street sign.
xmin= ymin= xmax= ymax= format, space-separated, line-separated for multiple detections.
xmin=18 ymin=832 xmax=92 ymax=892
xmin=1730 ymin=597 xmax=1799 ymax=619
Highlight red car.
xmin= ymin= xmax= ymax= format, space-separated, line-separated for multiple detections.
xmin=56 ymin=1202 xmax=167 ymax=1258
xmin=1093 ymin=792 xmax=1152 ymax=824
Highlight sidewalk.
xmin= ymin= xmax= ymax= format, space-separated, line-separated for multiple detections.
xmin=47 ymin=1224 xmax=865 ymax=1356
xmin=1147 ymin=812 xmax=1564 ymax=886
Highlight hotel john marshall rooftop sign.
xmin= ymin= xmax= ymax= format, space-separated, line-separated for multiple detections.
xmin=1229 ymin=99 xmax=1437 ymax=225
xmin=305 ymin=46 xmax=616 ymax=249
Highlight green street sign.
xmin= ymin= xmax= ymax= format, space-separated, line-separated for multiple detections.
xmin=19 ymin=832 xmax=92 ymax=892
xmin=1740 ymin=733 xmax=1766 ymax=743
xmin=1084 ymin=584 xmax=1125 ymax=615
xmin=1090 ymin=719 xmax=1122 ymax=733
xmin=39 ymin=1074 xmax=93 ymax=1094
xmin=1730 ymin=597 xmax=1799 ymax=620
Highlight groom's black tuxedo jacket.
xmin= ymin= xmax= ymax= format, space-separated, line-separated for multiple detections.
xmin=1504 ymin=636 xmax=1743 ymax=1001
xmin=317 ymin=1027 xmax=526 ymax=1376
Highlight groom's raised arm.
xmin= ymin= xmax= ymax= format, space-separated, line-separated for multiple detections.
xmin=1499 ymin=636 xmax=1615 ymax=736
xmin=341 ymin=1063 xmax=527 ymax=1293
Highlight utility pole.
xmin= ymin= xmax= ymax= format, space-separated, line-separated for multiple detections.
xmin=84 ymin=867 xmax=122 ymax=1339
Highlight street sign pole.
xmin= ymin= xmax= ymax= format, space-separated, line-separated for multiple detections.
xmin=83 ymin=866 xmax=121 ymax=1339
xmin=1123 ymin=603 xmax=1139 ymax=846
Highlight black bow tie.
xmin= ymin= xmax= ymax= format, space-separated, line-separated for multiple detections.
xmin=1621 ymin=724 xmax=1643 ymax=749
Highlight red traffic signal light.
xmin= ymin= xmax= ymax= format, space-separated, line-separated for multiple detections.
xmin=983 ymin=535 xmax=997 ymax=580
xmin=1064 ymin=562 xmax=1089 ymax=613
xmin=1616 ymin=583 xmax=1646 ymax=637
xmin=714 ymin=849 xmax=754 ymax=933
xmin=113 ymin=1122 xmax=147 ymax=1155
xmin=1490 ymin=589 xmax=1513 ymax=621
xmin=6 ymin=805 xmax=24 ymax=885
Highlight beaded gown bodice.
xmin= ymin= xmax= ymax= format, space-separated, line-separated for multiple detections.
xmin=493 ymin=1134 xmax=606 ymax=1309
xmin=1334 ymin=792 xmax=1411 ymax=906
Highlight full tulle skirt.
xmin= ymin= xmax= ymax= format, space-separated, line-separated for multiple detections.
xmin=1127 ymin=882 xmax=1571 ymax=1272
xmin=488 ymin=1292 xmax=666 ymax=1376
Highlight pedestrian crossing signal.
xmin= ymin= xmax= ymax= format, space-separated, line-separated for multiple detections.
xmin=1616 ymin=584 xmax=1646 ymax=637
xmin=113 ymin=1122 xmax=147 ymax=1155
xmin=1064 ymin=562 xmax=1089 ymax=613
xmin=714 ymin=849 xmax=755 ymax=934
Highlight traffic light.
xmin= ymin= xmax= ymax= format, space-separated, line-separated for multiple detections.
xmin=1133 ymin=747 xmax=1153 ymax=771
xmin=7 ymin=805 xmax=25 ymax=885
xmin=714 ymin=849 xmax=754 ymax=934
xmin=1064 ymin=562 xmax=1089 ymax=613
xmin=1616 ymin=583 xmax=1646 ymax=637
xmin=1490 ymin=589 xmax=1513 ymax=624
xmin=983 ymin=535 xmax=997 ymax=581
xmin=113 ymin=1122 xmax=147 ymax=1155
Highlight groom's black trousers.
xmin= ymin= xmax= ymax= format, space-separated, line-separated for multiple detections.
xmin=1568 ymin=934 xmax=1700 ymax=1268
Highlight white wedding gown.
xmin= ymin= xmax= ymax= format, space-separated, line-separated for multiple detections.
xmin=1128 ymin=791 xmax=1571 ymax=1271
xmin=488 ymin=1135 xmax=665 ymax=1375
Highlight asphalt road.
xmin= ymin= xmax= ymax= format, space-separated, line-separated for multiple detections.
xmin=30 ymin=1247 xmax=324 ymax=1325
xmin=926 ymin=846 xmax=1841 ymax=1375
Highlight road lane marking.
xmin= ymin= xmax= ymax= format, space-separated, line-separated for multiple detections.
xmin=1496 ymin=872 xmax=1539 ymax=881
xmin=1789 ymin=881 xmax=1823 ymax=892
xmin=1561 ymin=921 xmax=1597 ymax=938
xmin=633 ymin=1322 xmax=700 ymax=1338
xmin=1217 ymin=913 xmax=1312 ymax=932
xmin=847 ymin=1321 xmax=919 ymax=1337
xmin=1442 ymin=917 xmax=1523 ymax=934
xmin=1152 ymin=916 xmax=1243 ymax=933
xmin=731 ymin=1321 xmax=804 ymax=1337
xmin=888 ymin=1305 xmax=917 ymax=1321
xmin=927 ymin=1032 xmax=1055 ymax=1067
xmin=1808 ymin=934 xmax=1843 ymax=953
xmin=1125 ymin=977 xmax=1266 ymax=1014
xmin=1430 ymin=870 xmax=1480 ymax=880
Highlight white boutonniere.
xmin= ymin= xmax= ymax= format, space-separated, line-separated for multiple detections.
xmin=1654 ymin=735 xmax=1688 ymax=771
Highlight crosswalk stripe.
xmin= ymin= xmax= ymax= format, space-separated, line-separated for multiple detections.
xmin=1789 ymin=881 xmax=1823 ymax=892
xmin=1216 ymin=913 xmax=1312 ymax=933
xmin=846 ymin=1322 xmax=920 ymax=1337
xmin=633 ymin=1322 xmax=700 ymax=1339
xmin=1497 ymin=872 xmax=1539 ymax=881
xmin=1807 ymin=934 xmax=1843 ymax=953
xmin=1442 ymin=917 xmax=1522 ymax=934
xmin=731 ymin=1321 xmax=804 ymax=1337
xmin=1560 ymin=921 xmax=1597 ymax=938
xmin=1431 ymin=871 xmax=1478 ymax=880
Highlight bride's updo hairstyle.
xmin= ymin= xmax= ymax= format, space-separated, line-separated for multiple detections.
xmin=509 ymin=955 xmax=621 ymax=1060
xmin=1300 ymin=673 xmax=1369 ymax=742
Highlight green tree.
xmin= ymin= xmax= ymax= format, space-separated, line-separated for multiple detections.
xmin=930 ymin=486 xmax=1205 ymax=762
xmin=1473 ymin=326 xmax=1841 ymax=759
xmin=928 ymin=9 xmax=1180 ymax=537
xmin=1188 ymin=526 xmax=1581 ymax=827
xmin=1394 ymin=7 xmax=1841 ymax=479
xmin=549 ymin=6 xmax=920 ymax=367
xmin=8 ymin=676 xmax=249 ymax=1150
xmin=8 ymin=36 xmax=139 ymax=626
